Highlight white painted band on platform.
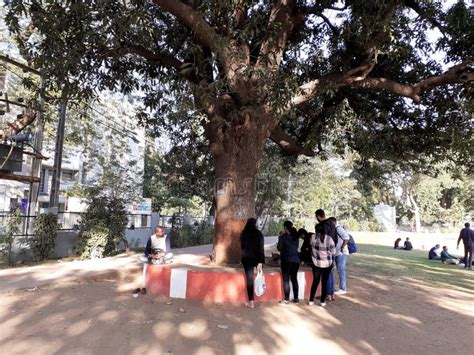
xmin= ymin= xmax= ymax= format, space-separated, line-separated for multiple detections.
xmin=289 ymin=271 xmax=306 ymax=300
xmin=170 ymin=268 xmax=188 ymax=299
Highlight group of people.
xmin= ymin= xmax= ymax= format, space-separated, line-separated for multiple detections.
xmin=394 ymin=237 xmax=413 ymax=250
xmin=240 ymin=209 xmax=352 ymax=308
xmin=428 ymin=223 xmax=474 ymax=269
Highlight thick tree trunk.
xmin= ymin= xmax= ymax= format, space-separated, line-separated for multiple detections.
xmin=209 ymin=116 xmax=268 ymax=265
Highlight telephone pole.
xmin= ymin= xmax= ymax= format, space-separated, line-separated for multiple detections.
xmin=28 ymin=75 xmax=45 ymax=215
xmin=49 ymin=99 xmax=67 ymax=211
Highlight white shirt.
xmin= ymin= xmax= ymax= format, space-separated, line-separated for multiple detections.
xmin=150 ymin=234 xmax=167 ymax=252
xmin=335 ymin=226 xmax=350 ymax=256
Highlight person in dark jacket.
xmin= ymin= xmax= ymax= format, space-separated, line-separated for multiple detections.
xmin=277 ymin=221 xmax=301 ymax=304
xmin=457 ymin=222 xmax=473 ymax=270
xmin=428 ymin=244 xmax=441 ymax=260
xmin=298 ymin=228 xmax=313 ymax=265
xmin=403 ymin=238 xmax=413 ymax=251
xmin=240 ymin=218 xmax=265 ymax=309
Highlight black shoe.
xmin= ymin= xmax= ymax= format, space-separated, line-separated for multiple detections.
xmin=141 ymin=288 xmax=147 ymax=295
xmin=292 ymin=299 xmax=300 ymax=304
xmin=133 ymin=288 xmax=141 ymax=295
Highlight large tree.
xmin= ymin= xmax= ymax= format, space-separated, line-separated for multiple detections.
xmin=4 ymin=0 xmax=473 ymax=263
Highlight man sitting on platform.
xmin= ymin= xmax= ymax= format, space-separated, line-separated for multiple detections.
xmin=141 ymin=226 xmax=173 ymax=265
xmin=134 ymin=226 xmax=173 ymax=296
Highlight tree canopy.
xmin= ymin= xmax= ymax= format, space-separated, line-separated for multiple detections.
xmin=4 ymin=0 xmax=473 ymax=263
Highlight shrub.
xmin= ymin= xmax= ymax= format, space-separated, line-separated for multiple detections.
xmin=196 ymin=221 xmax=214 ymax=245
xmin=171 ymin=223 xmax=195 ymax=248
xmin=75 ymin=196 xmax=127 ymax=258
xmin=30 ymin=213 xmax=58 ymax=261
xmin=359 ymin=219 xmax=385 ymax=232
xmin=0 ymin=209 xmax=23 ymax=265
xmin=77 ymin=224 xmax=110 ymax=259
xmin=170 ymin=220 xmax=214 ymax=248
xmin=338 ymin=218 xmax=361 ymax=232
xmin=267 ymin=219 xmax=284 ymax=236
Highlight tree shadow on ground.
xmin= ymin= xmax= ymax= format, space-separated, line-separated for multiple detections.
xmin=0 ymin=261 xmax=472 ymax=355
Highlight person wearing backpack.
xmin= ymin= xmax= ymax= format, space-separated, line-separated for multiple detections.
xmin=329 ymin=218 xmax=350 ymax=295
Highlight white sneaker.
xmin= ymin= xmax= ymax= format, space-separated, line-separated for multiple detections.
xmin=320 ymin=302 xmax=327 ymax=307
xmin=308 ymin=301 xmax=314 ymax=306
xmin=335 ymin=289 xmax=347 ymax=295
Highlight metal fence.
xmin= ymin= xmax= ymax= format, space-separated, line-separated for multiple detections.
xmin=0 ymin=212 xmax=152 ymax=236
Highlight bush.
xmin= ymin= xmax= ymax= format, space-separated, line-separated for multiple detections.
xmin=171 ymin=224 xmax=195 ymax=248
xmin=338 ymin=218 xmax=361 ymax=232
xmin=337 ymin=218 xmax=384 ymax=232
xmin=30 ymin=213 xmax=58 ymax=261
xmin=75 ymin=196 xmax=128 ymax=258
xmin=76 ymin=224 xmax=110 ymax=259
xmin=170 ymin=220 xmax=214 ymax=248
xmin=196 ymin=221 xmax=214 ymax=245
xmin=359 ymin=219 xmax=385 ymax=232
xmin=267 ymin=219 xmax=284 ymax=236
xmin=0 ymin=209 xmax=23 ymax=265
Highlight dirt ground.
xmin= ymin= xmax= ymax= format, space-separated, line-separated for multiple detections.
xmin=1 ymin=267 xmax=472 ymax=355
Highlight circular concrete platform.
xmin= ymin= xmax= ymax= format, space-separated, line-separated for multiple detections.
xmin=144 ymin=254 xmax=319 ymax=302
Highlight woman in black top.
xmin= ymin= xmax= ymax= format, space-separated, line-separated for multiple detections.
xmin=298 ymin=228 xmax=313 ymax=265
xmin=240 ymin=218 xmax=265 ymax=308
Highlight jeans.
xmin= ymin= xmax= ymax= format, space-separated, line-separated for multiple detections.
xmin=327 ymin=269 xmax=334 ymax=295
xmin=335 ymin=254 xmax=348 ymax=291
xmin=310 ymin=265 xmax=332 ymax=303
xmin=281 ymin=261 xmax=299 ymax=301
xmin=463 ymin=243 xmax=473 ymax=268
xmin=242 ymin=262 xmax=256 ymax=301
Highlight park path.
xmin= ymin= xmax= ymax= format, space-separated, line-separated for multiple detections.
xmin=0 ymin=237 xmax=279 ymax=293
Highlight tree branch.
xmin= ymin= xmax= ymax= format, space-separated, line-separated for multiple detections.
xmin=101 ymin=45 xmax=198 ymax=83
xmin=351 ymin=61 xmax=474 ymax=103
xmin=269 ymin=124 xmax=314 ymax=156
xmin=404 ymin=0 xmax=448 ymax=35
xmin=257 ymin=0 xmax=298 ymax=69
xmin=152 ymin=0 xmax=222 ymax=52
xmin=290 ymin=52 xmax=378 ymax=107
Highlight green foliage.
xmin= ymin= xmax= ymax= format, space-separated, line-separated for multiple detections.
xmin=0 ymin=209 xmax=23 ymax=265
xmin=77 ymin=224 xmax=110 ymax=260
xmin=170 ymin=219 xmax=214 ymax=248
xmin=75 ymin=195 xmax=128 ymax=258
xmin=267 ymin=219 xmax=285 ymax=236
xmin=30 ymin=213 xmax=58 ymax=261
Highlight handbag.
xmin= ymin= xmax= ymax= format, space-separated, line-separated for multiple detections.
xmin=254 ymin=270 xmax=266 ymax=297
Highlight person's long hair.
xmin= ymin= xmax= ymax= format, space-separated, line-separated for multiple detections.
xmin=316 ymin=223 xmax=326 ymax=243
xmin=283 ymin=220 xmax=299 ymax=241
xmin=297 ymin=228 xmax=308 ymax=239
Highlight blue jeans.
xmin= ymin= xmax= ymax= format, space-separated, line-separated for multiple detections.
xmin=327 ymin=269 xmax=334 ymax=295
xmin=335 ymin=254 xmax=348 ymax=291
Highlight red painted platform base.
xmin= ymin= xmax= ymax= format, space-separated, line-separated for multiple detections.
xmin=144 ymin=255 xmax=320 ymax=302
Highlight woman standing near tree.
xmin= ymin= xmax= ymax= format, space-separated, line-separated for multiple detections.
xmin=309 ymin=223 xmax=336 ymax=307
xmin=277 ymin=221 xmax=301 ymax=304
xmin=240 ymin=218 xmax=264 ymax=309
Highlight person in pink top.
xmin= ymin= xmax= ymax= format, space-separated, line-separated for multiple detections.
xmin=309 ymin=222 xmax=336 ymax=307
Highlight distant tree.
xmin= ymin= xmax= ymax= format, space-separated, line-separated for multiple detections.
xmin=5 ymin=1 xmax=473 ymax=263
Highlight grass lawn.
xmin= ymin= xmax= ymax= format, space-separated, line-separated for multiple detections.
xmin=349 ymin=244 xmax=473 ymax=292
